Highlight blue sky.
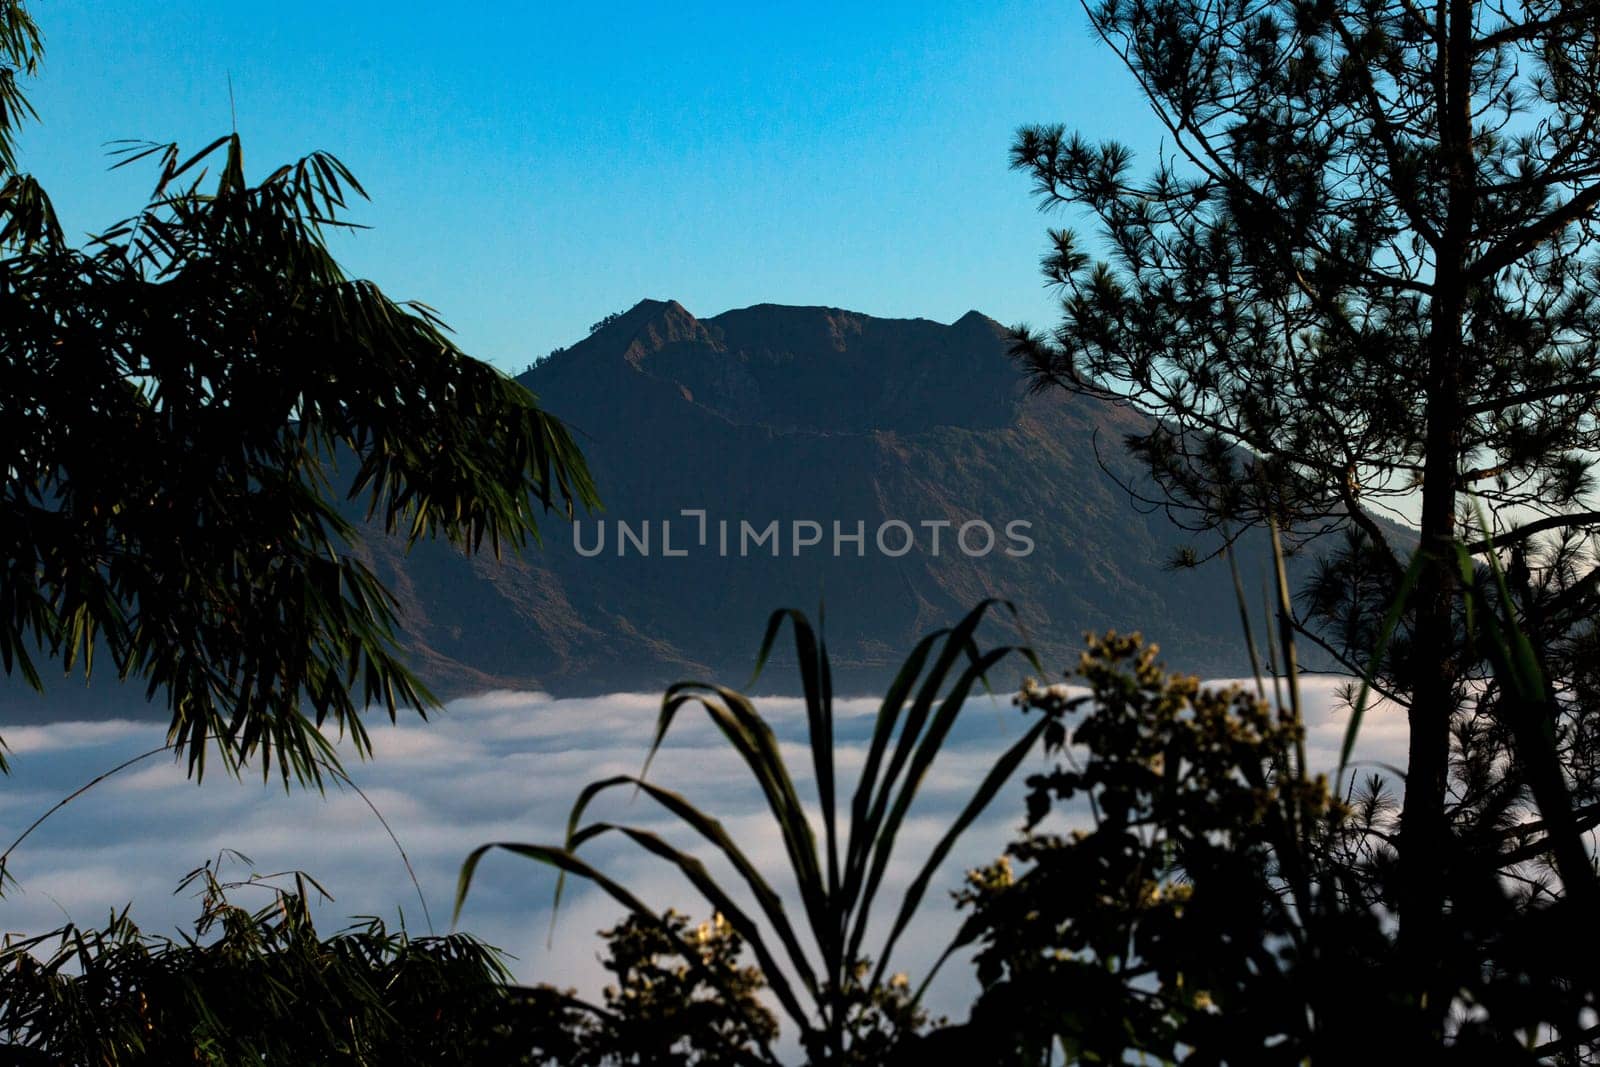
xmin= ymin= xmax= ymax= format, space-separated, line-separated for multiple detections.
xmin=16 ymin=1 xmax=1168 ymax=373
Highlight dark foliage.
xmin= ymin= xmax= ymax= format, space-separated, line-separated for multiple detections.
xmin=0 ymin=2 xmax=597 ymax=783
xmin=937 ymin=632 xmax=1596 ymax=1064
xmin=1007 ymin=0 xmax=1600 ymax=1042
xmin=0 ymin=860 xmax=517 ymax=1065
xmin=511 ymin=911 xmax=779 ymax=1067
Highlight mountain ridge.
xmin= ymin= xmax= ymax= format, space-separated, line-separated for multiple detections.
xmin=351 ymin=298 xmax=1285 ymax=697
xmin=2 ymin=299 xmax=1322 ymax=720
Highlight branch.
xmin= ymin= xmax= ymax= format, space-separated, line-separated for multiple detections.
xmin=1465 ymin=377 xmax=1600 ymax=415
xmin=1475 ymin=7 xmax=1600 ymax=53
xmin=1531 ymin=1024 xmax=1600 ymax=1059
xmin=1336 ymin=477 xmax=1405 ymax=582
xmin=1289 ymin=617 xmax=1413 ymax=710
xmin=1543 ymin=563 xmax=1600 ymax=622
xmin=1327 ymin=10 xmax=1441 ymax=250
xmin=1462 ymin=510 xmax=1600 ymax=554
xmin=1497 ymin=802 xmax=1600 ymax=867
xmin=1470 ymin=182 xmax=1600 ymax=282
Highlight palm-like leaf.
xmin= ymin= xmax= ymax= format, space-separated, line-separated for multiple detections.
xmin=457 ymin=600 xmax=1044 ymax=1060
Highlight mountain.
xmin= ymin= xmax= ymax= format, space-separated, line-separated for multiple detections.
xmin=345 ymin=299 xmax=1292 ymax=698
xmin=0 ymin=297 xmax=1335 ymax=722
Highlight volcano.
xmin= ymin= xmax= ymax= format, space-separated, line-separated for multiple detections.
xmin=350 ymin=299 xmax=1284 ymax=697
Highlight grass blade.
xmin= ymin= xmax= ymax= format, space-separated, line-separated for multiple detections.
xmin=848 ymin=644 xmax=1018 ymax=968
xmin=564 ymin=773 xmax=820 ymax=999
xmin=1341 ymin=546 xmax=1424 ymax=774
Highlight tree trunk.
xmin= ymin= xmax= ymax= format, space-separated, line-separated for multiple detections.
xmin=1398 ymin=0 xmax=1474 ymax=1042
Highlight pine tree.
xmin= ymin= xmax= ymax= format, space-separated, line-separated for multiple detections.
xmin=1010 ymin=0 xmax=1600 ymax=1040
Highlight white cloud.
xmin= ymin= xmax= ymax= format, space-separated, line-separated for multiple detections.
xmin=0 ymin=679 xmax=1409 ymax=1025
xmin=1 ymin=719 xmax=154 ymax=755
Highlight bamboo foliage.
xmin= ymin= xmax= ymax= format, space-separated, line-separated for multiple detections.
xmin=0 ymin=5 xmax=597 ymax=785
xmin=0 ymin=858 xmax=514 ymax=1066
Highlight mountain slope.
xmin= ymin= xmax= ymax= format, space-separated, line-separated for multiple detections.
xmin=1 ymin=299 xmax=1326 ymax=721
xmin=348 ymin=299 xmax=1288 ymax=697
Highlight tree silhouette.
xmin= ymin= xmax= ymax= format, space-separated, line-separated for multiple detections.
xmin=1010 ymin=0 xmax=1600 ymax=1041
xmin=0 ymin=1 xmax=596 ymax=782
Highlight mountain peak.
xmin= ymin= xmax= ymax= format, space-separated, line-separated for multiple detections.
xmin=29 ymin=305 xmax=1350 ymax=718
xmin=355 ymin=293 xmax=1284 ymax=698
xmin=528 ymin=298 xmax=1025 ymax=435
xmin=621 ymin=297 xmax=692 ymax=320
xmin=590 ymin=299 xmax=712 ymax=365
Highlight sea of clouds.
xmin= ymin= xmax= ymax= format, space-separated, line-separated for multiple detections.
xmin=0 ymin=678 xmax=1407 ymax=1023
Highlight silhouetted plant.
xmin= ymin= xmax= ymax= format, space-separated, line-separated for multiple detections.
xmin=512 ymin=911 xmax=778 ymax=1067
xmin=0 ymin=857 xmax=513 ymax=1065
xmin=459 ymin=601 xmax=1038 ymax=1065
xmin=925 ymin=634 xmax=1388 ymax=1064
xmin=1008 ymin=1 xmax=1600 ymax=1035
xmin=0 ymin=4 xmax=600 ymax=1058
xmin=923 ymin=547 xmax=1599 ymax=1064
xmin=0 ymin=0 xmax=596 ymax=783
